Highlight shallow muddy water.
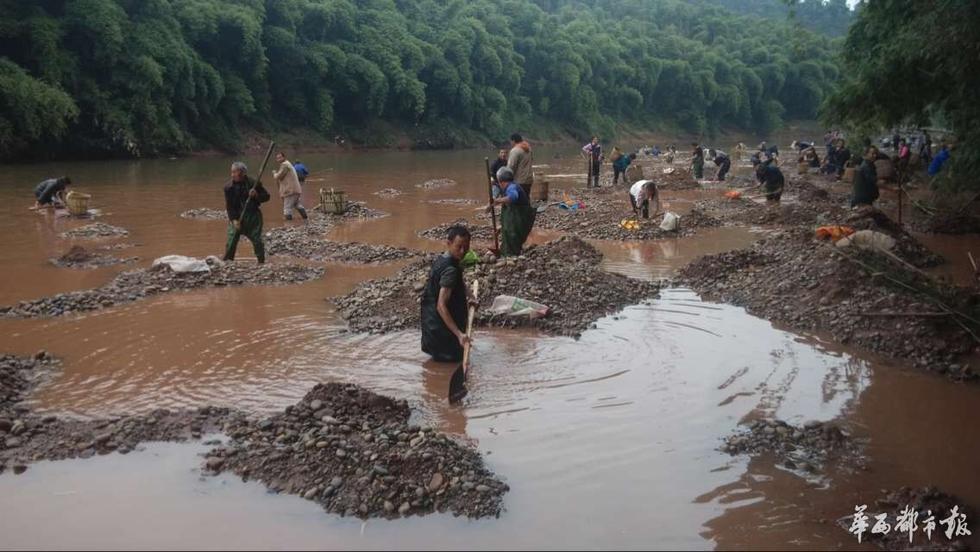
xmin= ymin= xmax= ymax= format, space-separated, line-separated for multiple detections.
xmin=1 ymin=147 xmax=978 ymax=550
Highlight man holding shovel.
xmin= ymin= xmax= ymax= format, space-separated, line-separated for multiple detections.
xmin=421 ymin=225 xmax=474 ymax=363
xmin=223 ymin=161 xmax=271 ymax=263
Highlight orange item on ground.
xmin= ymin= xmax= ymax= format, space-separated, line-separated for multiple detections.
xmin=815 ymin=225 xmax=856 ymax=242
xmin=724 ymin=190 xmax=742 ymax=199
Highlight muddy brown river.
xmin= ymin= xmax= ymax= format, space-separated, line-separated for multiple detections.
xmin=1 ymin=145 xmax=978 ymax=549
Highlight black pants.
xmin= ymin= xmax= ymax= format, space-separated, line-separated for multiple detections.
xmin=629 ymin=193 xmax=650 ymax=218
xmin=716 ymin=159 xmax=731 ymax=181
xmin=589 ymin=161 xmax=600 ymax=187
xmin=614 ymin=166 xmax=626 ymax=185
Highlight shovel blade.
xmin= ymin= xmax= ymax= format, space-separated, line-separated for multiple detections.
xmin=448 ymin=363 xmax=468 ymax=403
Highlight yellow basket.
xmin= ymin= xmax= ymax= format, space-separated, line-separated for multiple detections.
xmin=319 ymin=188 xmax=346 ymax=214
xmin=65 ymin=191 xmax=91 ymax=216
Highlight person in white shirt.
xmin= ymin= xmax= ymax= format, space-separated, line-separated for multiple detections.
xmin=272 ymin=151 xmax=308 ymax=221
xmin=629 ymin=180 xmax=660 ymax=219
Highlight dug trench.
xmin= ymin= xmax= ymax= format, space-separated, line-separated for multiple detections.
xmin=0 ymin=354 xmax=507 ymax=520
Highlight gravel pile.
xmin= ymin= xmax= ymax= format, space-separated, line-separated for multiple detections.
xmin=335 ymin=236 xmax=660 ymax=337
xmin=1 ymin=260 xmax=325 ymax=318
xmin=418 ymin=219 xmax=497 ymax=242
xmin=50 ymin=245 xmax=137 ymax=269
xmin=374 ymin=188 xmax=403 ymax=197
xmin=427 ymin=198 xmax=481 ymax=205
xmin=679 ymin=228 xmax=974 ymax=379
xmin=416 ymin=179 xmax=457 ymax=189
xmin=180 ymin=208 xmax=227 ymax=220
xmin=721 ymin=419 xmax=859 ymax=474
xmin=206 ymin=383 xmax=508 ymax=519
xmin=60 ymin=223 xmax=129 ymax=239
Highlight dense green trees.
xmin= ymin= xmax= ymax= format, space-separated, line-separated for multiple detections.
xmin=0 ymin=0 xmax=842 ymax=159
xmin=707 ymin=0 xmax=855 ymax=37
xmin=822 ymin=0 xmax=978 ymax=189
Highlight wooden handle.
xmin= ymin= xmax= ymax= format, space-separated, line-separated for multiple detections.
xmin=461 ymin=280 xmax=479 ymax=371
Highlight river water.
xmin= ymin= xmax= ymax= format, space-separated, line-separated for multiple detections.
xmin=0 ymin=146 xmax=978 ymax=549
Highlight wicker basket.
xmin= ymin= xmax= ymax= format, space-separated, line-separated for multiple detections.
xmin=65 ymin=191 xmax=91 ymax=216
xmin=531 ymin=178 xmax=549 ymax=202
xmin=319 ymin=188 xmax=346 ymax=214
xmin=798 ymin=162 xmax=808 ymax=175
xmin=843 ymin=166 xmax=857 ymax=184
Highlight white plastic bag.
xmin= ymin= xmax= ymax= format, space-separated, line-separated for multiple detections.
xmin=152 ymin=255 xmax=211 ymax=273
xmin=490 ymin=295 xmax=550 ymax=319
xmin=835 ymin=230 xmax=896 ymax=251
xmin=660 ymin=211 xmax=680 ymax=232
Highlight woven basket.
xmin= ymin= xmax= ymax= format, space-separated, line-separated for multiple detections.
xmin=65 ymin=191 xmax=91 ymax=216
xmin=319 ymin=188 xmax=346 ymax=214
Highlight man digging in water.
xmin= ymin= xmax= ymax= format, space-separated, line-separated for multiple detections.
xmin=421 ymin=225 xmax=473 ymax=363
xmin=223 ymin=161 xmax=270 ymax=263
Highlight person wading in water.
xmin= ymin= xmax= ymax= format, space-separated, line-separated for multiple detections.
xmin=420 ymin=225 xmax=474 ymax=363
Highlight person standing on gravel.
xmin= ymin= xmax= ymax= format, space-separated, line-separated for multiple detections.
xmin=710 ymin=149 xmax=731 ymax=181
xmin=629 ymin=179 xmax=660 ymax=219
xmin=421 ymin=225 xmax=473 ymax=363
xmin=489 ymin=148 xmax=509 ymax=197
xmin=582 ymin=136 xmax=603 ymax=188
xmin=223 ymin=161 xmax=270 ymax=264
xmin=490 ymin=167 xmax=536 ymax=257
xmin=272 ymin=151 xmax=308 ymax=222
xmin=852 ymin=146 xmax=880 ymax=207
xmin=755 ymin=161 xmax=785 ymax=202
xmin=691 ymin=143 xmax=705 ymax=180
xmin=612 ymin=150 xmax=636 ymax=185
xmin=507 ymin=133 xmax=534 ymax=196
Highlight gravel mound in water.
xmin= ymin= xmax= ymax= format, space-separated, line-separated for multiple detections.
xmin=335 ymin=236 xmax=660 ymax=338
xmin=652 ymin=166 xmax=702 ymax=190
xmin=263 ymin=210 xmax=417 ymax=264
xmin=416 ymin=178 xmax=457 ymax=189
xmin=0 ymin=261 xmax=325 ymax=319
xmin=721 ymin=419 xmax=861 ymax=475
xmin=180 ymin=208 xmax=227 ymax=220
xmin=0 ymin=356 xmax=509 ymax=520
xmin=60 ymin=222 xmax=129 ymax=239
xmin=679 ymin=228 xmax=975 ymax=380
xmin=837 ymin=487 xmax=976 ymax=551
xmin=374 ymin=188 xmax=402 ymax=197
xmin=427 ymin=198 xmax=481 ymax=205
xmin=50 ymin=245 xmax=137 ymax=269
xmin=418 ymin=219 xmax=497 ymax=242
xmin=532 ymin=187 xmax=720 ymax=240
xmin=206 ymin=383 xmax=508 ymax=519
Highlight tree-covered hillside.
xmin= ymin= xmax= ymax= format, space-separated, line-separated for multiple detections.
xmin=0 ymin=0 xmax=841 ymax=159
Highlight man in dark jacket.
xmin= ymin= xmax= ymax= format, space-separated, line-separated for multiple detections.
xmin=851 ymin=147 xmax=880 ymax=207
xmin=755 ymin=162 xmax=785 ymax=202
xmin=710 ymin=149 xmax=731 ymax=181
xmin=33 ymin=176 xmax=71 ymax=208
xmin=224 ymin=161 xmax=271 ymax=263
xmin=489 ymin=148 xmax=509 ymax=197
xmin=420 ymin=225 xmax=472 ymax=362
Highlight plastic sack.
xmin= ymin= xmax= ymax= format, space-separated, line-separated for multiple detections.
xmin=660 ymin=211 xmax=680 ymax=232
xmin=835 ymin=230 xmax=896 ymax=251
xmin=152 ymin=255 xmax=211 ymax=273
xmin=490 ymin=295 xmax=550 ymax=319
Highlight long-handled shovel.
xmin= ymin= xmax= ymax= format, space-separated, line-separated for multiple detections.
xmin=484 ymin=158 xmax=500 ymax=255
xmin=228 ymin=141 xmax=275 ymax=260
xmin=448 ymin=280 xmax=479 ymax=404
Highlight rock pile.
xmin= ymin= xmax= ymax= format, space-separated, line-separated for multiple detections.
xmin=50 ymin=246 xmax=137 ymax=269
xmin=335 ymin=236 xmax=660 ymax=337
xmin=679 ymin=228 xmax=975 ymax=379
xmin=374 ymin=188 xmax=403 ymax=197
xmin=0 ymin=355 xmax=509 ymax=520
xmin=60 ymin=223 xmax=129 ymax=239
xmin=263 ymin=211 xmax=417 ymax=264
xmin=207 ymin=383 xmax=508 ymax=519
xmin=1 ymin=261 xmax=325 ymax=318
xmin=721 ymin=419 xmax=859 ymax=474
xmin=415 ymin=179 xmax=457 ymax=189
xmin=180 ymin=208 xmax=227 ymax=220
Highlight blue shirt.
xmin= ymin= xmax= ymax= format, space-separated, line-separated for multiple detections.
xmin=503 ymin=182 xmax=529 ymax=206
xmin=293 ymin=162 xmax=309 ymax=180
xmin=928 ymin=148 xmax=949 ymax=176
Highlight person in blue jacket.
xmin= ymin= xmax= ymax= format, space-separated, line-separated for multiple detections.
xmin=293 ymin=160 xmax=310 ymax=184
xmin=928 ymin=143 xmax=951 ymax=176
